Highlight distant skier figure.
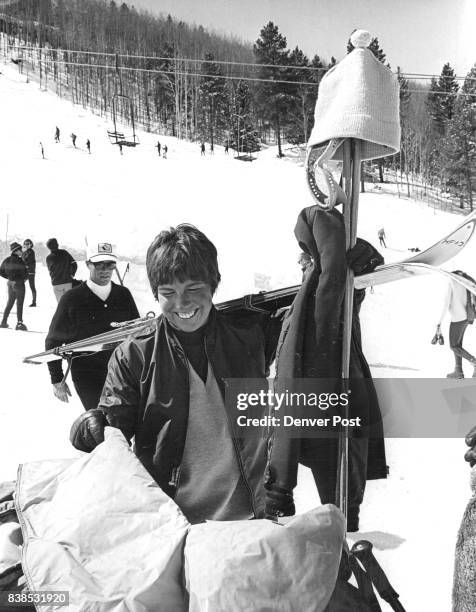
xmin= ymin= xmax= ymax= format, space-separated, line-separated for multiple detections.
xmin=39 ymin=142 xmax=45 ymax=159
xmin=163 ymin=144 xmax=168 ymax=159
xmin=377 ymin=227 xmax=387 ymax=248
xmin=71 ymin=133 xmax=77 ymax=148
xmin=225 ymin=143 xmax=229 ymax=154
xmin=86 ymin=139 xmax=91 ymax=154
xmin=55 ymin=126 xmax=60 ymax=143
xmin=0 ymin=242 xmax=28 ymax=331
xmin=438 ymin=270 xmax=476 ymax=378
xmin=156 ymin=140 xmax=161 ymax=156
xmin=201 ymin=143 xmax=206 ymax=156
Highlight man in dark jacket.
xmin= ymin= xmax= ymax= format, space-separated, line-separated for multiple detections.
xmin=46 ymin=238 xmax=78 ymax=302
xmin=0 ymin=242 xmax=28 ymax=330
xmin=46 ymin=241 xmax=139 ymax=411
xmin=69 ymin=224 xmax=381 ymax=526
xmin=22 ymin=238 xmax=37 ymax=307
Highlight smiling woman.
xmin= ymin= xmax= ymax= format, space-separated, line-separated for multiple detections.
xmin=71 ymin=223 xmax=289 ymax=525
xmin=156 ymin=279 xmax=213 ymax=332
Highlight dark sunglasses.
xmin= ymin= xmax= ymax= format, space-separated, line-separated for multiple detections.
xmin=91 ymin=261 xmax=116 ymax=270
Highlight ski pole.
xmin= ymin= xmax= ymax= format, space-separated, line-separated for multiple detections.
xmin=336 ymin=138 xmax=361 ymax=517
xmin=351 ymin=540 xmax=406 ymax=612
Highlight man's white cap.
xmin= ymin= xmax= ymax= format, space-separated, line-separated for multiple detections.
xmin=86 ymin=242 xmax=117 ymax=263
xmin=308 ymin=30 xmax=401 ymax=161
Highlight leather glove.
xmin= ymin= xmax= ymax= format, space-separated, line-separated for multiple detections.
xmin=465 ymin=425 xmax=476 ymax=467
xmin=53 ymin=381 xmax=72 ymax=403
xmin=264 ymin=465 xmax=295 ymax=520
xmin=69 ymin=409 xmax=107 ymax=452
xmin=346 ymin=238 xmax=384 ymax=276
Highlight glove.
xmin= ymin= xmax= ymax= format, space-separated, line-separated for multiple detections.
xmin=465 ymin=425 xmax=476 ymax=467
xmin=346 ymin=238 xmax=384 ymax=276
xmin=69 ymin=409 xmax=107 ymax=452
xmin=53 ymin=381 xmax=72 ymax=403
xmin=264 ymin=465 xmax=295 ymax=519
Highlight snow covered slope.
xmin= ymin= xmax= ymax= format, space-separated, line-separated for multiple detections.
xmin=1 ymin=59 xmax=475 ymax=611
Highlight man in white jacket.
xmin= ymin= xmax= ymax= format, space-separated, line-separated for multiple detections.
xmin=438 ymin=271 xmax=476 ymax=378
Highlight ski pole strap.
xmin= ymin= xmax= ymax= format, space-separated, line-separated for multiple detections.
xmin=61 ymin=355 xmax=73 ymax=385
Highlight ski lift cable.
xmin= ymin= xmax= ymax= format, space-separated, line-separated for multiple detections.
xmin=5 ymin=44 xmax=475 ymax=81
xmin=14 ymin=56 xmax=476 ymax=94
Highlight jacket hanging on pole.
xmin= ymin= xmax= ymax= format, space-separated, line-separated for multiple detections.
xmin=267 ymin=205 xmax=387 ymax=503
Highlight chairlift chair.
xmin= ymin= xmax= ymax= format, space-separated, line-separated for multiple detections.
xmin=107 ymin=93 xmax=139 ymax=147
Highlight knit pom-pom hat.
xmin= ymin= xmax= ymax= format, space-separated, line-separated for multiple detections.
xmin=307 ymin=30 xmax=400 ymax=161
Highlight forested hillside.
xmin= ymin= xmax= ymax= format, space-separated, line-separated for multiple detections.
xmin=1 ymin=0 xmax=475 ymax=210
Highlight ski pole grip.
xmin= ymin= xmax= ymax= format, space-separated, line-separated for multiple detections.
xmin=351 ymin=541 xmax=406 ymax=612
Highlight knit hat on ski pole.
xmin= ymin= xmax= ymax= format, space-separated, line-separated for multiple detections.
xmin=308 ymin=29 xmax=400 ymax=161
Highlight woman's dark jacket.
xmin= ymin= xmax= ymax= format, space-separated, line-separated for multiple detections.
xmin=98 ymin=307 xmax=283 ymax=517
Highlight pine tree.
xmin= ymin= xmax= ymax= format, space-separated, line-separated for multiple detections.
xmin=426 ymin=63 xmax=460 ymax=188
xmin=253 ymin=21 xmax=293 ymax=157
xmin=198 ymin=52 xmax=229 ymax=148
xmin=443 ymin=65 xmax=476 ymax=210
xmin=427 ymin=63 xmax=459 ymax=135
xmin=285 ymin=46 xmax=314 ymax=143
xmin=229 ymin=80 xmax=259 ymax=154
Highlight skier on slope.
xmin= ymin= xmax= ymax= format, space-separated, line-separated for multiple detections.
xmin=45 ymin=242 xmax=139 ymax=411
xmin=377 ymin=227 xmax=386 ymax=248
xmin=55 ymin=126 xmax=60 ymax=143
xmin=438 ymin=270 xmax=476 ymax=379
xmin=0 ymin=242 xmax=28 ymax=331
xmin=156 ymin=140 xmax=161 ymax=156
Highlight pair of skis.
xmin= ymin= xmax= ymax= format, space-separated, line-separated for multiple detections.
xmin=22 ymin=212 xmax=476 ymax=365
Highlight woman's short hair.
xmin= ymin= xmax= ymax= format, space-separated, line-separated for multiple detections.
xmin=146 ymin=224 xmax=221 ymax=298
